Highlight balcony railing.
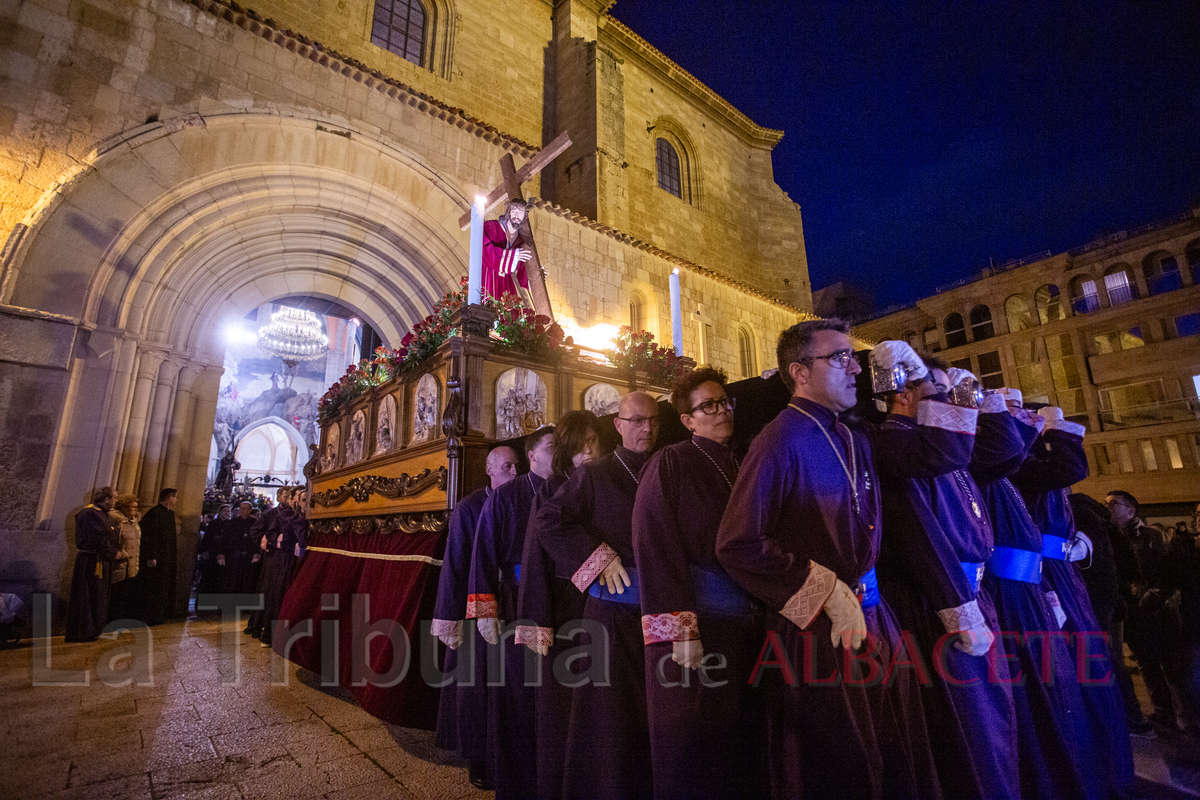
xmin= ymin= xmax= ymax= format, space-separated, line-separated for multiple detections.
xmin=1072 ymin=295 xmax=1100 ymax=314
xmin=1100 ymin=398 xmax=1200 ymax=431
xmin=1146 ymin=272 xmax=1182 ymax=296
xmin=1105 ymin=284 xmax=1138 ymax=306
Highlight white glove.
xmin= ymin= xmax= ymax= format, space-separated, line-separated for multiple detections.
xmin=251 ymin=553 xmax=261 ymax=563
xmin=216 ymin=554 xmax=225 ymax=566
xmin=437 ymin=620 xmax=464 ymax=650
xmin=822 ymin=579 xmax=867 ymax=650
xmin=294 ymin=543 xmax=301 ymax=558
xmin=946 ymin=368 xmax=977 ymax=388
xmin=954 ymin=625 xmax=995 ymax=657
xmin=527 ymin=640 xmax=550 ymax=657
xmin=1011 ymin=406 xmax=1046 ymax=433
xmin=1067 ymin=532 xmax=1093 ymax=563
xmin=599 ymin=556 xmax=631 ymax=595
xmin=1037 ymin=406 xmax=1065 ymax=422
xmin=1046 ymin=592 xmax=1067 ymax=629
xmin=672 ymin=639 xmax=704 ymax=669
xmin=870 ymin=341 xmax=929 ymax=381
xmin=477 ymin=616 xmax=501 ymax=645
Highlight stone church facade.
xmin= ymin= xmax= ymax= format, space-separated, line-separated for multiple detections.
xmin=0 ymin=0 xmax=811 ymax=614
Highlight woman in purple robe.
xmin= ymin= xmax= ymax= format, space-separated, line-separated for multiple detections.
xmin=717 ymin=326 xmax=971 ymax=800
xmin=516 ymin=411 xmax=603 ymax=800
xmin=633 ymin=368 xmax=767 ymax=799
xmin=1012 ymin=407 xmax=1134 ymax=798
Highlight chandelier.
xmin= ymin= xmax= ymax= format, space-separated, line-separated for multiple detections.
xmin=257 ymin=306 xmax=329 ymax=369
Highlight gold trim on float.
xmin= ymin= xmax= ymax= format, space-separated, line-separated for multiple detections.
xmin=304 ymin=546 xmax=443 ymax=566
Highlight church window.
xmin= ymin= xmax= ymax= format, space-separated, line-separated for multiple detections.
xmin=737 ymin=327 xmax=757 ymax=377
xmin=1141 ymin=252 xmax=1182 ymax=295
xmin=922 ymin=326 xmax=941 ymax=352
xmin=944 ymin=313 xmax=967 ymax=348
xmin=656 ymin=138 xmax=683 ymax=199
xmin=630 ymin=292 xmax=646 ymax=333
xmin=969 ymin=305 xmax=994 ymax=341
xmin=976 ymin=350 xmax=1004 ymax=390
xmin=1035 ymin=284 xmax=1064 ymax=323
xmin=1004 ymin=295 xmax=1034 ymax=332
xmin=371 ymin=0 xmax=427 ymax=66
xmin=1070 ymin=276 xmax=1099 ymax=314
xmin=1103 ymin=266 xmax=1137 ymax=306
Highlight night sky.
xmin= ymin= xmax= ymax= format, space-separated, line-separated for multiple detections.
xmin=609 ymin=1 xmax=1200 ymax=311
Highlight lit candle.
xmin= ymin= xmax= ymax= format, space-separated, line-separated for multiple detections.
xmin=467 ymin=195 xmax=485 ymax=305
xmin=669 ymin=268 xmax=683 ymax=356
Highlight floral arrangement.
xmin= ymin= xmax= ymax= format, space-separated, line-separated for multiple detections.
xmin=604 ymin=326 xmax=687 ymax=387
xmin=316 ymin=278 xmax=566 ymax=422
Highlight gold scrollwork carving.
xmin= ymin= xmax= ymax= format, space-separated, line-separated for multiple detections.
xmin=311 ymin=467 xmax=447 ymax=507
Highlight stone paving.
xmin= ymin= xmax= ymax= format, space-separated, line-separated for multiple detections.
xmin=0 ymin=616 xmax=492 ymax=799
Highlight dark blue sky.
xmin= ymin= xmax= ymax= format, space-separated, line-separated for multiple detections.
xmin=610 ymin=1 xmax=1200 ymax=309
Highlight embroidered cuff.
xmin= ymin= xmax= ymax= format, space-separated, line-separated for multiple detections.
xmin=918 ymin=400 xmax=978 ymax=435
xmin=430 ymin=619 xmax=462 ymax=638
xmin=641 ymin=611 xmax=700 ymax=644
xmin=465 ymin=594 xmax=497 ymax=619
xmin=1011 ymin=407 xmax=1046 ymax=433
xmin=572 ymin=543 xmax=618 ymax=592
xmin=1044 ymin=418 xmax=1086 ymax=438
xmin=515 ymin=625 xmax=554 ymax=647
xmin=779 ymin=562 xmax=837 ymax=630
xmin=937 ymin=599 xmax=985 ymax=633
xmin=979 ymin=392 xmax=1007 ymax=414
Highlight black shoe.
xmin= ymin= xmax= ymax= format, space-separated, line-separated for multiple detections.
xmin=1129 ymin=718 xmax=1156 ymax=738
xmin=244 ymin=626 xmax=260 ymax=637
xmin=468 ymin=762 xmax=492 ymax=790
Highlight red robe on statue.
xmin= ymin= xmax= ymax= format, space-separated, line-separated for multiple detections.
xmin=482 ymin=219 xmax=530 ymax=301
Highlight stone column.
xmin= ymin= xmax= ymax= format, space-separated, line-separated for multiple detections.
xmin=116 ymin=348 xmax=166 ymax=496
xmin=94 ymin=336 xmax=141 ymax=487
xmin=1177 ymin=250 xmax=1195 ymax=287
xmin=137 ymin=358 xmax=185 ymax=501
xmin=160 ymin=365 xmax=203 ymax=490
xmin=174 ymin=365 xmax=223 ymax=618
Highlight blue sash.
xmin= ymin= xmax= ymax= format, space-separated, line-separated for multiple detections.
xmin=989 ymin=546 xmax=1042 ymax=584
xmin=1040 ymin=535 xmax=1070 ymax=561
xmin=690 ymin=567 xmax=754 ymax=616
xmin=589 ymin=566 xmax=641 ymax=605
xmin=961 ymin=561 xmax=985 ymax=594
xmin=858 ymin=567 xmax=881 ymax=609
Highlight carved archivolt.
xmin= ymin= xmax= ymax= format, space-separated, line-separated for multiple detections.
xmin=310 ymin=467 xmax=447 ymax=507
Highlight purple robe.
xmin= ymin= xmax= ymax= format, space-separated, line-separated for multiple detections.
xmin=536 ymin=446 xmax=654 ymax=800
xmin=717 ymin=395 xmax=976 ymax=800
xmin=482 ymin=219 xmax=530 ymax=301
xmin=468 ymin=472 xmax=545 ymax=800
xmin=978 ymin=413 xmax=1089 ymax=799
xmin=517 ymin=474 xmax=588 ymax=800
xmin=876 ymin=410 xmax=1022 ymax=799
xmin=1012 ymin=425 xmax=1134 ymax=797
xmin=66 ymin=505 xmax=119 ymax=642
xmin=633 ymin=435 xmax=767 ymax=799
xmin=430 ymin=486 xmax=491 ymax=777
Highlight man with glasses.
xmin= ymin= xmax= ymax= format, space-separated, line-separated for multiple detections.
xmin=633 ymin=367 xmax=766 ymax=799
xmin=718 ymin=320 xmax=976 ymax=799
xmin=536 ymin=391 xmax=659 ymax=800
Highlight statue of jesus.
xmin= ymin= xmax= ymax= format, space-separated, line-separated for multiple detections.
xmin=482 ymin=200 xmax=534 ymax=307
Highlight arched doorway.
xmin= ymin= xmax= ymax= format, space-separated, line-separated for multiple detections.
xmin=228 ymin=417 xmax=311 ymax=496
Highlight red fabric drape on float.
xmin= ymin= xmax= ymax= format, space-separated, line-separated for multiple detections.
xmin=277 ymin=527 xmax=445 ymax=729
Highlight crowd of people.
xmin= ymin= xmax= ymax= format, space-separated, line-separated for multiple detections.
xmin=431 ymin=318 xmax=1199 ymax=800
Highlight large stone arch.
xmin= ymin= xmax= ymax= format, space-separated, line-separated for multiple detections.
xmin=2 ymin=111 xmax=480 ymax=617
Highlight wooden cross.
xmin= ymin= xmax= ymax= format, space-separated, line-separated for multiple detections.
xmin=458 ymin=131 xmax=572 ymax=320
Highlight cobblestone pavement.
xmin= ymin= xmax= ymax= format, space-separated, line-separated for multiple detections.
xmin=0 ymin=615 xmax=492 ymax=799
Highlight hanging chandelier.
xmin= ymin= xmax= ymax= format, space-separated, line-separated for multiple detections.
xmin=257 ymin=306 xmax=329 ymax=369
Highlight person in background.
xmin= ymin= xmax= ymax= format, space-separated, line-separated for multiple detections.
xmin=245 ymin=488 xmax=290 ymax=639
xmin=66 ymin=487 xmax=119 ymax=642
xmin=220 ymin=501 xmax=259 ymax=594
xmin=108 ymin=494 xmax=141 ymax=621
xmin=137 ymin=487 xmax=179 ymax=626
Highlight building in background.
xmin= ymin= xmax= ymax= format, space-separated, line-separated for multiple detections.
xmin=854 ymin=208 xmax=1200 ymax=520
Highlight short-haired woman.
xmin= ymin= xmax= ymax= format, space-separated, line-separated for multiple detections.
xmin=108 ymin=494 xmax=141 ymax=621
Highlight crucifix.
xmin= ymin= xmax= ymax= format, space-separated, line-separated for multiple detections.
xmin=458 ymin=131 xmax=572 ymax=320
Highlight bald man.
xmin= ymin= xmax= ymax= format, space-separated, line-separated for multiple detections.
xmin=432 ymin=445 xmax=519 ymax=789
xmin=537 ymin=391 xmax=660 ymax=800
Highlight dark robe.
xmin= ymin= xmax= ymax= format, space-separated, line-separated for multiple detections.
xmin=1013 ymin=425 xmax=1134 ymax=798
xmin=517 ymin=474 xmax=589 ymax=800
xmin=717 ymin=395 xmax=976 ymax=800
xmin=66 ymin=505 xmax=118 ymax=642
xmin=256 ymin=505 xmax=298 ymax=644
xmin=633 ymin=435 xmax=767 ymax=800
xmin=430 ymin=486 xmax=491 ymax=780
xmin=977 ymin=413 xmax=1089 ymax=799
xmin=196 ymin=518 xmax=227 ymax=597
xmin=876 ymin=410 xmax=1023 ymax=800
xmin=536 ymin=446 xmax=654 ymax=800
xmin=469 ymin=472 xmax=545 ymax=800
xmin=137 ymin=503 xmax=177 ymax=626
xmin=219 ymin=515 xmax=259 ymax=594
xmin=246 ymin=505 xmax=281 ymax=635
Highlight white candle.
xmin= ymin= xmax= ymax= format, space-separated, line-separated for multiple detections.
xmin=467 ymin=195 xmax=485 ymax=305
xmin=669 ymin=268 xmax=683 ymax=356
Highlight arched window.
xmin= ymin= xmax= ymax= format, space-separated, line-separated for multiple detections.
xmin=1070 ymin=275 xmax=1100 ymax=314
xmin=969 ymin=305 xmax=994 ymax=341
xmin=1035 ymin=284 xmax=1064 ymax=323
xmin=1142 ymin=251 xmax=1182 ymax=295
xmin=371 ymin=0 xmax=427 ymax=66
xmin=1004 ymin=295 xmax=1034 ymax=332
xmin=656 ymin=138 xmax=683 ymax=199
xmin=903 ymin=330 xmax=920 ymax=350
xmin=1103 ymin=265 xmax=1137 ymax=306
xmin=944 ymin=313 xmax=967 ymax=348
xmin=737 ymin=327 xmax=757 ymax=378
xmin=922 ymin=326 xmax=941 ymax=353
xmin=629 ymin=292 xmax=646 ymax=333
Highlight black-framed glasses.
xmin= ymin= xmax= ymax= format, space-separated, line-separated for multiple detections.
xmin=689 ymin=396 xmax=736 ymax=416
xmin=617 ymin=415 xmax=660 ymax=427
xmin=801 ymin=350 xmax=854 ymax=369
